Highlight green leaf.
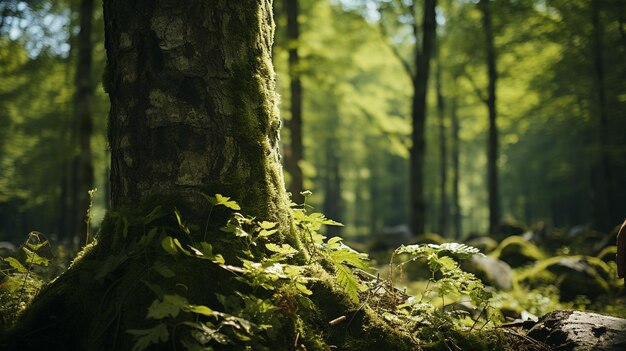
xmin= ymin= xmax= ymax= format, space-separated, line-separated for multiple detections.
xmin=335 ymin=264 xmax=360 ymax=303
xmin=22 ymin=247 xmax=49 ymax=266
xmin=213 ymin=194 xmax=241 ymax=210
xmin=147 ymin=294 xmax=189 ymax=319
xmin=265 ymin=243 xmax=298 ymax=257
xmin=321 ymin=218 xmax=343 ymax=226
xmin=25 ymin=240 xmax=48 ymax=251
xmin=185 ymin=304 xmax=214 ymax=317
xmin=258 ymin=221 xmax=277 ymax=229
xmin=258 ymin=229 xmax=278 ymax=238
xmin=173 ymin=238 xmax=192 ymax=256
xmin=127 ymin=323 xmax=169 ymax=351
xmin=161 ymin=236 xmax=177 ymax=255
xmin=295 ymin=282 xmax=313 ymax=295
xmin=3 ymin=257 xmax=26 ymax=273
xmin=326 ymin=236 xmax=343 ymax=249
xmin=330 ymin=248 xmax=369 ymax=270
xmin=174 ymin=208 xmax=190 ymax=235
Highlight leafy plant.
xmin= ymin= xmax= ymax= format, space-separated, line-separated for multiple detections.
xmin=292 ymin=191 xmax=370 ymax=303
xmin=388 ymin=242 xmax=492 ymax=337
xmin=0 ymin=231 xmax=53 ymax=330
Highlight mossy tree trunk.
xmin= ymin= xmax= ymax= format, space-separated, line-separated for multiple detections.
xmin=104 ymin=0 xmax=289 ymax=228
xmin=3 ymin=1 xmax=295 ymax=350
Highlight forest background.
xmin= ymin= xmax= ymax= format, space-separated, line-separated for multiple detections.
xmin=0 ymin=0 xmax=625 ymax=276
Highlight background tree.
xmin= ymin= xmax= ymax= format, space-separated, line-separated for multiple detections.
xmin=377 ymin=0 xmax=437 ymax=236
xmin=479 ymin=0 xmax=500 ymax=235
xmin=72 ymin=0 xmax=95 ymax=245
xmin=284 ymin=0 xmax=305 ymax=204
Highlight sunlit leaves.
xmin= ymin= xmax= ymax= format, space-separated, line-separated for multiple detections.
xmin=265 ymin=243 xmax=298 ymax=257
xmin=204 ymin=194 xmax=241 ymax=210
xmin=2 ymin=257 xmax=26 ymax=273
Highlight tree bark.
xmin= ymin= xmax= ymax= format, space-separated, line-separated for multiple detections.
xmin=410 ymin=0 xmax=437 ymax=236
xmin=104 ymin=0 xmax=289 ymax=227
xmin=73 ymin=0 xmax=95 ymax=244
xmin=284 ymin=0 xmax=305 ymax=204
xmin=479 ymin=0 xmax=500 ymax=235
xmin=3 ymin=1 xmax=292 ymax=349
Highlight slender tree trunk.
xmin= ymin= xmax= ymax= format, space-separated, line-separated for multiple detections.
xmin=591 ymin=0 xmax=613 ymax=230
xmin=450 ymin=97 xmax=462 ymax=240
xmin=323 ymin=137 xmax=342 ymax=237
xmin=72 ymin=0 xmax=95 ymax=245
xmin=479 ymin=0 xmax=500 ymax=235
xmin=368 ymin=149 xmax=381 ymax=235
xmin=285 ymin=0 xmax=305 ymax=204
xmin=410 ymin=0 xmax=436 ymax=236
xmin=436 ymin=49 xmax=447 ymax=237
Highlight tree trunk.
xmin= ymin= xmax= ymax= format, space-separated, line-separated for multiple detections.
xmin=323 ymin=136 xmax=343 ymax=237
xmin=284 ymin=0 xmax=305 ymax=204
xmin=436 ymin=48 xmax=447 ymax=237
xmin=72 ymin=0 xmax=95 ymax=245
xmin=591 ymin=0 xmax=613 ymax=231
xmin=105 ymin=0 xmax=289 ymax=226
xmin=4 ymin=1 xmax=293 ymax=349
xmin=479 ymin=0 xmax=500 ymax=235
xmin=410 ymin=0 xmax=437 ymax=236
xmin=450 ymin=97 xmax=462 ymax=240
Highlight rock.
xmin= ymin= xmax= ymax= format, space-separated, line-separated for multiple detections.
xmin=464 ymin=254 xmax=513 ymax=290
xmin=492 ymin=235 xmax=545 ymax=268
xmin=546 ymin=257 xmax=610 ymax=301
xmin=528 ymin=310 xmax=626 ymax=351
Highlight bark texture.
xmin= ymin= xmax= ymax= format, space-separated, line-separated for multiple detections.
xmin=104 ymin=0 xmax=288 ymax=225
xmin=528 ymin=310 xmax=626 ymax=351
xmin=410 ymin=0 xmax=437 ymax=236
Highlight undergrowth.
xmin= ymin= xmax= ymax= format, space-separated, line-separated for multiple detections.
xmin=0 ymin=232 xmax=54 ymax=330
xmin=1 ymin=192 xmax=557 ymax=350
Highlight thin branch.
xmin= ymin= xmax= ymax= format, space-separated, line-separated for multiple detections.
xmin=377 ymin=2 xmax=414 ymax=78
xmin=461 ymin=65 xmax=487 ymax=104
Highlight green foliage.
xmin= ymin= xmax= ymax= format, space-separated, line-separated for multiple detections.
xmin=127 ymin=196 xmax=318 ymax=351
xmin=292 ymin=204 xmax=369 ymax=303
xmin=0 ymin=232 xmax=54 ymax=330
xmin=388 ymin=242 xmax=491 ymax=339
